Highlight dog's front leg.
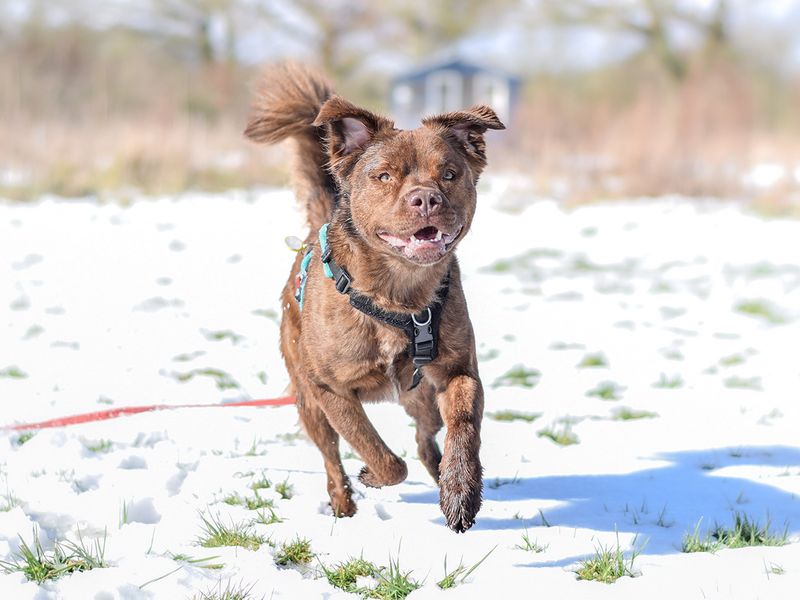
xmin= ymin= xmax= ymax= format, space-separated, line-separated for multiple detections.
xmin=316 ymin=386 xmax=408 ymax=488
xmin=437 ymin=373 xmax=484 ymax=532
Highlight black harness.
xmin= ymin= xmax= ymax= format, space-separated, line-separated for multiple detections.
xmin=316 ymin=222 xmax=450 ymax=390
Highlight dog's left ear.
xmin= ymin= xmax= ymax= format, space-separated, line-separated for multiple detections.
xmin=423 ymin=105 xmax=505 ymax=175
xmin=313 ymin=96 xmax=394 ymax=179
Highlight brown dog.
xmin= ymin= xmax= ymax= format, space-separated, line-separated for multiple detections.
xmin=244 ymin=63 xmax=504 ymax=532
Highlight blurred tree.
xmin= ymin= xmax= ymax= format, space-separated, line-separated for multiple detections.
xmin=388 ymin=0 xmax=521 ymax=58
xmin=542 ymin=0 xmax=733 ymax=81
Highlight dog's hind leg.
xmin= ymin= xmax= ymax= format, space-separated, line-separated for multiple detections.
xmin=400 ymin=381 xmax=443 ymax=484
xmin=296 ymin=389 xmax=357 ymax=517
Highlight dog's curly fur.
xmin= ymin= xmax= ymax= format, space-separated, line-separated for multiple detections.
xmin=244 ymin=62 xmax=504 ymax=532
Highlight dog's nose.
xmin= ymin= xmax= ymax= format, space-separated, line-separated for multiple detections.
xmin=405 ymin=188 xmax=443 ymax=217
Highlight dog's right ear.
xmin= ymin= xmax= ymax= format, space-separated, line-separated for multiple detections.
xmin=313 ymin=96 xmax=393 ymax=178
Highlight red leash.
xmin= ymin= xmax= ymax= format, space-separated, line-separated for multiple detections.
xmin=3 ymin=396 xmax=296 ymax=432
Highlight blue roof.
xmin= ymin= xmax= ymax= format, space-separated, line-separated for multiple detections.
xmin=391 ymin=59 xmax=520 ymax=86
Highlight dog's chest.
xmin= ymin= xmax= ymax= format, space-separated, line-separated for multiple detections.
xmin=352 ymin=330 xmax=408 ymax=403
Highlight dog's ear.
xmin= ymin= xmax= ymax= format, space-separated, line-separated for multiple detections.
xmin=313 ymin=96 xmax=394 ymax=177
xmin=423 ymin=105 xmax=505 ymax=175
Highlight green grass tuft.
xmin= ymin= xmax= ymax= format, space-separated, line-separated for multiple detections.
xmin=14 ymin=432 xmax=36 ymax=446
xmin=586 ymin=381 xmax=624 ymax=400
xmin=515 ymin=530 xmax=548 ymax=553
xmin=682 ymin=513 xmax=788 ymax=553
xmin=653 ymin=373 xmax=684 ymax=388
xmin=322 ymin=557 xmax=379 ymax=593
xmin=611 ymin=407 xmax=658 ymax=421
xmin=370 ymin=554 xmax=420 ymax=600
xmin=197 ymin=513 xmax=268 ymax=551
xmin=274 ymin=537 xmax=313 ymax=566
xmin=437 ymin=547 xmax=495 ymax=589
xmin=724 ymin=376 xmax=762 ymax=390
xmin=85 ymin=439 xmax=113 ymax=453
xmin=173 ymin=368 xmax=240 ymax=390
xmin=734 ymin=300 xmax=787 ymax=324
xmin=275 ymin=479 xmax=294 ymax=500
xmin=0 ymin=527 xmax=107 ymax=584
xmin=191 ymin=580 xmax=259 ymax=600
xmin=492 ymin=365 xmax=541 ymax=389
xmin=201 ymin=329 xmax=245 ymax=344
xmin=221 ymin=492 xmax=274 ymax=511
xmin=0 ymin=366 xmax=28 ymax=379
xmin=251 ymin=507 xmax=282 ymax=526
xmin=488 ymin=410 xmax=541 ymax=423
xmin=575 ymin=536 xmax=640 ymax=583
xmin=537 ymin=425 xmax=579 ymax=446
xmin=169 ymin=552 xmax=225 ymax=570
xmin=577 ymin=353 xmax=608 ymax=368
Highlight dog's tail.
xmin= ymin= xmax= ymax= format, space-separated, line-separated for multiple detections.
xmin=244 ymin=62 xmax=336 ymax=231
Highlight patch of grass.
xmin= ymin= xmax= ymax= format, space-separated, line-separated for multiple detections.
xmin=575 ymin=537 xmax=641 ymax=583
xmin=251 ymin=507 xmax=282 ymax=526
xmin=0 ymin=365 xmax=28 ymax=379
xmin=14 ymin=432 xmax=35 ymax=446
xmin=719 ymin=353 xmax=746 ymax=367
xmin=682 ymin=514 xmax=788 ymax=553
xmin=197 ymin=513 xmax=268 ymax=551
xmin=250 ymin=474 xmax=271 ymax=491
xmin=724 ymin=376 xmax=762 ymax=390
xmin=577 ymin=353 xmax=608 ymax=368
xmin=586 ymin=381 xmax=624 ymax=401
xmin=173 ymin=368 xmax=240 ymax=390
xmin=169 ymin=552 xmax=225 ymax=570
xmin=653 ymin=373 xmax=684 ymax=388
xmin=191 ymin=580 xmax=259 ymax=600
xmin=537 ymin=425 xmax=579 ymax=446
xmin=1 ymin=491 xmax=19 ymax=512
xmin=85 ymin=439 xmax=113 ymax=453
xmin=515 ymin=530 xmax=548 ymax=553
xmin=172 ymin=350 xmax=205 ymax=362
xmin=611 ymin=407 xmax=658 ymax=421
xmin=734 ymin=300 xmax=787 ymax=325
xmin=370 ymin=554 xmax=420 ymax=600
xmin=0 ymin=527 xmax=107 ymax=584
xmin=322 ymin=557 xmax=379 ymax=593
xmin=274 ymin=537 xmax=313 ymax=567
xmin=488 ymin=410 xmax=541 ymax=423
xmin=492 ymin=365 xmax=541 ymax=389
xmin=201 ymin=329 xmax=245 ymax=344
xmin=221 ymin=492 xmax=274 ymax=511
xmin=765 ymin=562 xmax=785 ymax=576
xmin=275 ymin=479 xmax=294 ymax=500
xmin=437 ymin=547 xmax=495 ymax=589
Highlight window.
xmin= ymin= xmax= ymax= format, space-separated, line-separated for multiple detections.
xmin=473 ymin=74 xmax=509 ymax=120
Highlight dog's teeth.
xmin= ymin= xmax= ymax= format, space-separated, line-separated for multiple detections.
xmin=410 ymin=234 xmax=418 ymax=243
xmin=434 ymin=230 xmax=442 ymax=242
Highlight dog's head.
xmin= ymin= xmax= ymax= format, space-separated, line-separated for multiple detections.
xmin=314 ymin=97 xmax=504 ymax=266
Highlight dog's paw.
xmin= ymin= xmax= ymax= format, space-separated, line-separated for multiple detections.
xmin=358 ymin=458 xmax=408 ymax=488
xmin=330 ymin=493 xmax=357 ymax=518
xmin=439 ymin=458 xmax=483 ymax=533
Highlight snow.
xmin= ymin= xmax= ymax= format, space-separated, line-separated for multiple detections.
xmin=2 ymin=181 xmax=800 ymax=598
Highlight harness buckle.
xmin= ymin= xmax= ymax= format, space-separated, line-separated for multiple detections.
xmin=334 ymin=268 xmax=351 ymax=294
xmin=320 ymin=246 xmax=332 ymax=264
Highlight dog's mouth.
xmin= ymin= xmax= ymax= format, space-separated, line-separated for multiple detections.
xmin=377 ymin=225 xmax=462 ymax=264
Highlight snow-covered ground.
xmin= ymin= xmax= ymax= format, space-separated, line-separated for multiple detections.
xmin=1 ymin=181 xmax=800 ymax=599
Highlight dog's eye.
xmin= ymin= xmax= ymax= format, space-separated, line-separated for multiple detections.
xmin=442 ymin=170 xmax=456 ymax=181
xmin=378 ymin=172 xmax=391 ymax=183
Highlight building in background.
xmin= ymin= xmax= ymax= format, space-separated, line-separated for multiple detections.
xmin=389 ymin=59 xmax=521 ymax=129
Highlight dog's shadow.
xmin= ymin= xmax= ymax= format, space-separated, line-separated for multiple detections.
xmin=401 ymin=445 xmax=800 ymax=554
